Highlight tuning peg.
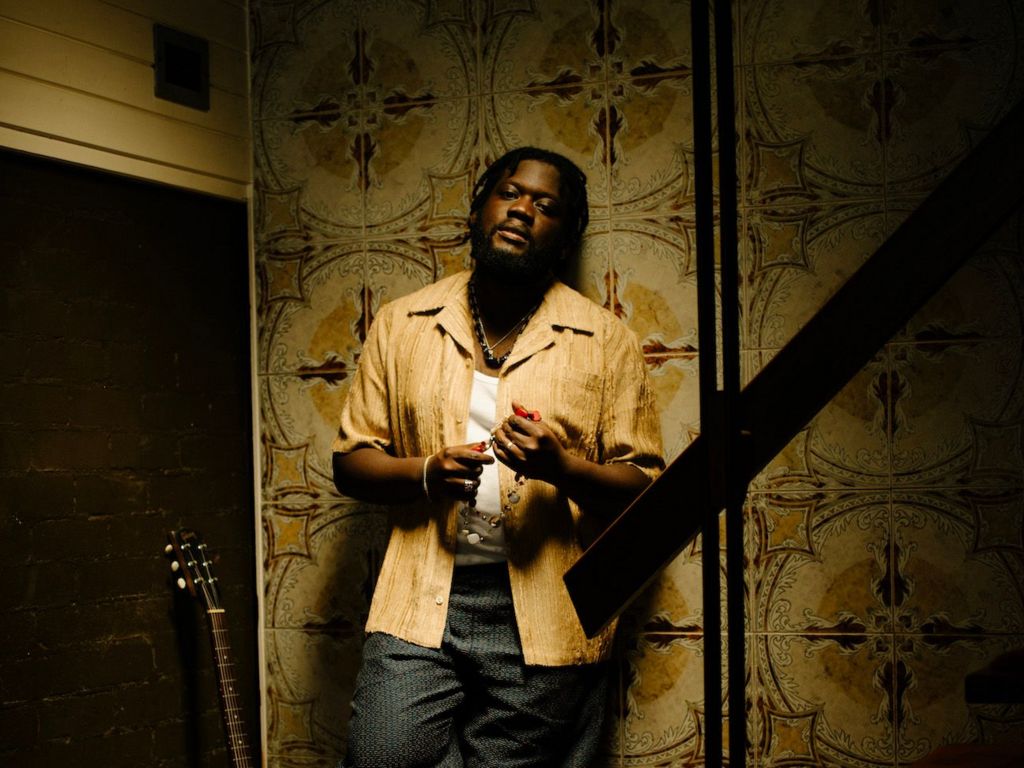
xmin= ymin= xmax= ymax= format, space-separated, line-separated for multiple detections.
xmin=177 ymin=577 xmax=187 ymax=590
xmin=170 ymin=560 xmax=180 ymax=572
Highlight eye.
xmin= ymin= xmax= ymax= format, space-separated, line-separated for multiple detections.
xmin=498 ymin=186 xmax=518 ymax=200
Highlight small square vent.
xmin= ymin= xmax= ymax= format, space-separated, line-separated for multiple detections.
xmin=153 ymin=24 xmax=210 ymax=111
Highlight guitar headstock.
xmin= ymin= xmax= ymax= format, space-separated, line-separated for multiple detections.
xmin=165 ymin=529 xmax=222 ymax=612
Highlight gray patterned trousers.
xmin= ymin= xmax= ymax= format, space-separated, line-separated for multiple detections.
xmin=343 ymin=563 xmax=610 ymax=768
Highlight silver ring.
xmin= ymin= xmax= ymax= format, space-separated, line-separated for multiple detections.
xmin=504 ymin=441 xmax=513 ymax=450
xmin=464 ymin=479 xmax=474 ymax=492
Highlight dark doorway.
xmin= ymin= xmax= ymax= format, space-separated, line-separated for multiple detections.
xmin=0 ymin=148 xmax=259 ymax=768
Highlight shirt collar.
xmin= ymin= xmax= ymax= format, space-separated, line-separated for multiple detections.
xmin=406 ymin=270 xmax=596 ymax=363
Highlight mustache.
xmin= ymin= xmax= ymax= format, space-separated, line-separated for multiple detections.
xmin=493 ymin=221 xmax=532 ymax=242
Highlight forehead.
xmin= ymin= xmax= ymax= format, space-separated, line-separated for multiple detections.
xmin=497 ymin=159 xmax=563 ymax=198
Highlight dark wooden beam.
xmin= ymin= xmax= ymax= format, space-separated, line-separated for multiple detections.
xmin=565 ymin=95 xmax=1024 ymax=639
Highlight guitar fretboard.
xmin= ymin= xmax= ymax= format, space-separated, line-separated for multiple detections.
xmin=209 ymin=609 xmax=253 ymax=768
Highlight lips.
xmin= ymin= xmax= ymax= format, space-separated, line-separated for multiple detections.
xmin=495 ymin=223 xmax=531 ymax=245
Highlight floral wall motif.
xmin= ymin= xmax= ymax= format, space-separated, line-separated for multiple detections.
xmin=250 ymin=1 xmax=1024 ymax=765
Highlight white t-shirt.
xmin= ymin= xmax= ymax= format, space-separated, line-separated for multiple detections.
xmin=454 ymin=370 xmax=508 ymax=565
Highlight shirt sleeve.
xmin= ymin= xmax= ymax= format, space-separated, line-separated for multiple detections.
xmin=599 ymin=322 xmax=665 ymax=479
xmin=332 ymin=306 xmax=393 ymax=456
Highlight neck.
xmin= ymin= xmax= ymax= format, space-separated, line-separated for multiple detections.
xmin=470 ymin=268 xmax=552 ymax=331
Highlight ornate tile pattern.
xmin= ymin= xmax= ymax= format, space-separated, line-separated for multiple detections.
xmin=251 ymin=1 xmax=1024 ymax=765
xmin=264 ymin=502 xmax=388 ymax=761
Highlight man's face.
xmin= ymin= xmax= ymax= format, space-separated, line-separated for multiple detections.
xmin=470 ymin=159 xmax=568 ymax=282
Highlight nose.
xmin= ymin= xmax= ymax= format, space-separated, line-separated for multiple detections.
xmin=507 ymin=195 xmax=534 ymax=223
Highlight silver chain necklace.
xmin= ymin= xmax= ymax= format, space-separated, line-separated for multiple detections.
xmin=468 ymin=279 xmax=541 ymax=368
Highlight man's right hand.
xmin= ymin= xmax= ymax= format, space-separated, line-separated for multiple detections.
xmin=333 ymin=445 xmax=496 ymax=505
xmin=424 ymin=443 xmax=495 ymax=503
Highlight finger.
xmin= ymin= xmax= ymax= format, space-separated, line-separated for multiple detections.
xmin=492 ymin=444 xmax=517 ymax=468
xmin=450 ymin=466 xmax=483 ymax=483
xmin=493 ymin=434 xmax=524 ymax=466
xmin=490 ymin=432 xmax=509 ymax=460
xmin=445 ymin=441 xmax=492 ymax=453
xmin=454 ymin=455 xmax=495 ymax=471
xmin=492 ymin=422 xmax=517 ymax=451
xmin=445 ymin=475 xmax=479 ymax=498
xmin=510 ymin=400 xmax=541 ymax=422
xmin=505 ymin=413 xmax=539 ymax=437
xmin=448 ymin=447 xmax=495 ymax=467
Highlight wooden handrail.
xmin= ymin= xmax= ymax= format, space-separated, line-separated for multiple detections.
xmin=565 ymin=94 xmax=1024 ymax=639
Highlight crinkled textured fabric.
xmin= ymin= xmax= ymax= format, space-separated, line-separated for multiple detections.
xmin=334 ymin=271 xmax=664 ymax=664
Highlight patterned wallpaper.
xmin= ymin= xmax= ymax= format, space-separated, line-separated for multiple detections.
xmin=250 ymin=0 xmax=1024 ymax=765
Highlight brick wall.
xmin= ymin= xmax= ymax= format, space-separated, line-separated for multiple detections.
xmin=0 ymin=148 xmax=258 ymax=768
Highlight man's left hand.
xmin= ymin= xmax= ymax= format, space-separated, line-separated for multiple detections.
xmin=491 ymin=400 xmax=567 ymax=483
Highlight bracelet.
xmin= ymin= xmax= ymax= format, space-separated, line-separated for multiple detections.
xmin=422 ymin=455 xmax=433 ymax=501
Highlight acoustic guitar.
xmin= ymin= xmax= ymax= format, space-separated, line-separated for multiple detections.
xmin=166 ymin=529 xmax=254 ymax=768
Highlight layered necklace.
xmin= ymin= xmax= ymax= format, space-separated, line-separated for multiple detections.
xmin=468 ymin=278 xmax=542 ymax=368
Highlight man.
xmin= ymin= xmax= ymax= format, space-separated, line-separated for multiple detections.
xmin=333 ymin=147 xmax=664 ymax=767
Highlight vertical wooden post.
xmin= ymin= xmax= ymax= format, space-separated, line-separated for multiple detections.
xmin=690 ymin=0 xmax=722 ymax=763
xmin=692 ymin=1 xmax=745 ymax=765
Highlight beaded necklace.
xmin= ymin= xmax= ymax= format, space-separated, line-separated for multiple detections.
xmin=468 ymin=278 xmax=541 ymax=368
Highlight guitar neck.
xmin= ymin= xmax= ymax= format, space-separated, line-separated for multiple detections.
xmin=208 ymin=609 xmax=254 ymax=768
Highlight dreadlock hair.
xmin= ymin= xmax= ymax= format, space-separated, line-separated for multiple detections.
xmin=469 ymin=147 xmax=590 ymax=255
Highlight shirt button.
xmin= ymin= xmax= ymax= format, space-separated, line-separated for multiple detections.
xmin=434 ymin=595 xmax=444 ymax=605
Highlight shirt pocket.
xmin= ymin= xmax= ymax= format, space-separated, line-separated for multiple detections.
xmin=544 ymin=366 xmax=602 ymax=456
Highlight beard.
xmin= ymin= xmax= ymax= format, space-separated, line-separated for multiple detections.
xmin=469 ymin=219 xmax=563 ymax=283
